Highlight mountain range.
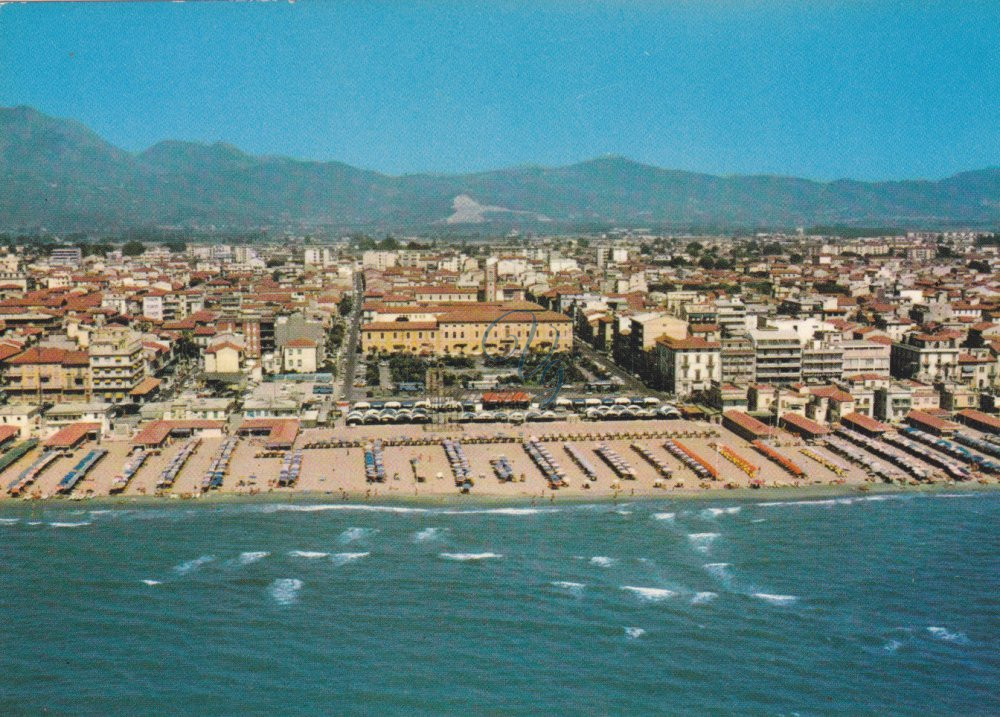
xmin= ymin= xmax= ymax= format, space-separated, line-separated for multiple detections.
xmin=2 ymin=105 xmax=999 ymax=233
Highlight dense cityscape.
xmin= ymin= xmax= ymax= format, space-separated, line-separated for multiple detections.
xmin=1 ymin=229 xmax=999 ymax=500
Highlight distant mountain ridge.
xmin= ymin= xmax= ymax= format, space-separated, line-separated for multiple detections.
xmin=2 ymin=105 xmax=999 ymax=232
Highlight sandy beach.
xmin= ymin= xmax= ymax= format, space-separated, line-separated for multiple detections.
xmin=3 ymin=418 xmax=996 ymax=505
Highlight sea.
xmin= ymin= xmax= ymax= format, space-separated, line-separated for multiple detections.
xmin=1 ymin=492 xmax=998 ymax=715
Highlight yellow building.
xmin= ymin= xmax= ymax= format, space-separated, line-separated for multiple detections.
xmin=362 ymin=304 xmax=573 ymax=356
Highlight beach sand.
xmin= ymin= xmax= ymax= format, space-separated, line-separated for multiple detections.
xmin=1 ymin=418 xmax=995 ymax=504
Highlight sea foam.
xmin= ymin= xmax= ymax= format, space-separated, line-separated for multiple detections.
xmin=412 ymin=527 xmax=445 ymax=542
xmin=339 ymin=527 xmax=377 ymax=544
xmin=652 ymin=512 xmax=675 ymax=521
xmin=288 ymin=550 xmax=329 ymax=559
xmin=239 ymin=551 xmax=270 ymax=565
xmin=691 ymin=591 xmax=718 ymax=605
xmin=0 ymin=518 xmax=19 ymax=525
xmin=624 ymin=627 xmax=646 ymax=639
xmin=688 ymin=533 xmax=720 ymax=553
xmin=701 ymin=507 xmax=741 ymax=518
xmin=621 ymin=586 xmax=676 ymax=602
xmin=269 ymin=578 xmax=303 ymax=605
xmin=174 ymin=555 xmax=215 ymax=575
xmin=752 ymin=593 xmax=798 ymax=605
xmin=330 ymin=552 xmax=369 ymax=566
xmin=439 ymin=552 xmax=502 ymax=561
xmin=927 ymin=626 xmax=969 ymax=644
xmin=589 ymin=556 xmax=616 ymax=567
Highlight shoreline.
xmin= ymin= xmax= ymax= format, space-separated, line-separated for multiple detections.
xmin=1 ymin=479 xmax=996 ymax=514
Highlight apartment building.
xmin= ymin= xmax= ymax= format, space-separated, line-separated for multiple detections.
xmin=748 ymin=328 xmax=802 ymax=385
xmin=890 ymin=331 xmax=961 ymax=382
xmin=1 ymin=347 xmax=90 ymax=404
xmin=655 ymin=336 xmax=721 ymax=396
xmin=89 ymin=327 xmax=145 ymax=403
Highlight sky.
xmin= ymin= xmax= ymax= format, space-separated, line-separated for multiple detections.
xmin=1 ymin=1 xmax=999 ymax=180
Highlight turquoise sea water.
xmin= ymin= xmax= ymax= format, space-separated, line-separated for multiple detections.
xmin=2 ymin=492 xmax=998 ymax=715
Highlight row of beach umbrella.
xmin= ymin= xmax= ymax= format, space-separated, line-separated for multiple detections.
xmin=157 ymin=439 xmax=201 ymax=490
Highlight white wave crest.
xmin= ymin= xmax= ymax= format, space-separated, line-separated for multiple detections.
xmin=339 ymin=527 xmax=377 ymax=544
xmin=263 ymin=504 xmax=429 ymax=514
xmin=652 ymin=512 xmax=675 ymax=521
xmin=687 ymin=533 xmax=720 ymax=553
xmin=412 ymin=527 xmax=445 ymax=542
xmin=330 ymin=552 xmax=369 ymax=566
xmin=439 ymin=552 xmax=502 ymax=561
xmin=441 ymin=507 xmax=556 ymax=516
xmin=691 ymin=591 xmax=718 ymax=605
xmin=701 ymin=507 xmax=741 ymax=518
xmin=173 ymin=555 xmax=215 ymax=575
xmin=752 ymin=592 xmax=798 ymax=605
xmin=589 ymin=556 xmax=616 ymax=567
xmin=0 ymin=518 xmax=19 ymax=525
xmin=551 ymin=580 xmax=584 ymax=589
xmin=239 ymin=551 xmax=270 ymax=565
xmin=622 ymin=586 xmax=676 ymax=602
xmin=927 ymin=626 xmax=968 ymax=644
xmin=883 ymin=638 xmax=903 ymax=653
xmin=141 ymin=579 xmax=161 ymax=586
xmin=624 ymin=626 xmax=646 ymax=639
xmin=49 ymin=521 xmax=91 ymax=528
xmin=269 ymin=578 xmax=303 ymax=605
xmin=289 ymin=550 xmax=329 ymax=559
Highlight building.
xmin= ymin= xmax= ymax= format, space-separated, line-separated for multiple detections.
xmin=748 ymin=328 xmax=802 ymax=385
xmin=282 ymin=338 xmax=319 ymax=373
xmin=49 ymin=247 xmax=83 ymax=268
xmin=361 ymin=303 xmax=572 ymax=356
xmin=655 ymin=336 xmax=721 ymax=397
xmin=720 ymin=334 xmax=755 ymax=385
xmin=1 ymin=347 xmax=90 ymax=404
xmin=841 ymin=340 xmax=890 ymax=378
xmin=89 ymin=327 xmax=145 ymax=403
xmin=801 ymin=340 xmax=843 ymax=384
xmin=890 ymin=331 xmax=960 ymax=382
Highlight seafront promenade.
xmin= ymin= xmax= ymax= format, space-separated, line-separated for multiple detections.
xmin=3 ymin=418 xmax=995 ymax=503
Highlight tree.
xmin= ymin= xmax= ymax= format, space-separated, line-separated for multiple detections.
xmin=162 ymin=240 xmax=186 ymax=253
xmin=122 ymin=241 xmax=145 ymax=256
xmin=936 ymin=245 xmax=956 ymax=259
xmin=686 ymin=241 xmax=703 ymax=255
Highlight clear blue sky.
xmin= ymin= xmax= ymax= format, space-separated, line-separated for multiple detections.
xmin=2 ymin=1 xmax=998 ymax=180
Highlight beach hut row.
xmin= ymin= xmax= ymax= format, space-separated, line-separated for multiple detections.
xmin=800 ymin=447 xmax=849 ymax=477
xmin=882 ymin=429 xmax=971 ymax=480
xmin=824 ymin=435 xmax=902 ymax=483
xmin=110 ymin=450 xmax=149 ymax=494
xmin=594 ymin=443 xmax=636 ymax=480
xmin=490 ymin=455 xmax=514 ymax=482
xmin=57 ymin=448 xmax=108 ymax=495
xmin=711 ymin=443 xmax=759 ymax=479
xmin=443 ymin=439 xmax=471 ymax=486
xmin=952 ymin=430 xmax=1000 ymax=461
xmin=8 ymin=450 xmax=61 ymax=496
xmin=523 ymin=438 xmax=567 ymax=489
xmin=629 ymin=443 xmax=672 ymax=478
xmin=157 ymin=438 xmax=201 ymax=490
xmin=564 ymin=444 xmax=598 ymax=481
xmin=202 ymin=437 xmax=239 ymax=491
xmin=750 ymin=440 xmax=804 ymax=478
xmin=663 ymin=439 xmax=718 ymax=481
xmin=897 ymin=428 xmax=987 ymax=478
xmin=834 ymin=427 xmax=930 ymax=481
xmin=365 ymin=440 xmax=386 ymax=483
xmin=346 ymin=407 xmax=432 ymax=426
xmin=278 ymin=450 xmax=303 ymax=486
